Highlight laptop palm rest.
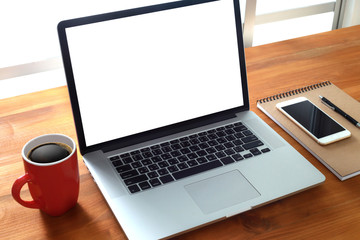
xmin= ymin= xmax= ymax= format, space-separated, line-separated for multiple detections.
xmin=185 ymin=170 xmax=260 ymax=214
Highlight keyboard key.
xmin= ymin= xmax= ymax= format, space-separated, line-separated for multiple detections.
xmin=151 ymin=156 xmax=162 ymax=163
xmin=169 ymin=158 xmax=179 ymax=165
xmin=215 ymin=151 xmax=226 ymax=158
xmin=234 ymin=125 xmax=247 ymax=132
xmin=178 ymin=156 xmax=188 ymax=162
xmin=171 ymin=143 xmax=182 ymax=150
xmin=187 ymin=160 xmax=198 ymax=167
xmin=168 ymin=165 xmax=179 ymax=173
xmin=241 ymin=135 xmax=258 ymax=143
xmin=112 ymin=160 xmax=123 ymax=167
xmin=170 ymin=150 xmax=181 ymax=157
xmin=216 ymin=126 xmax=225 ymax=131
xmin=208 ymin=140 xmax=218 ymax=146
xmin=177 ymin=162 xmax=188 ymax=170
xmin=189 ymin=134 xmax=198 ymax=139
xmin=110 ymin=155 xmax=120 ymax=161
xmin=160 ymin=175 xmax=175 ymax=184
xmin=197 ymin=157 xmax=208 ymax=164
xmin=133 ymin=154 xmax=143 ymax=161
xmin=152 ymin=149 xmax=162 ymax=155
xmin=150 ymin=145 xmax=160 ymax=150
xmin=189 ymin=139 xmax=200 ymax=145
xmin=234 ymin=132 xmax=244 ymax=138
xmin=149 ymin=178 xmax=162 ymax=187
xmin=131 ymin=162 xmax=142 ymax=168
xmin=180 ymin=136 xmax=189 ymax=141
xmin=172 ymin=160 xmax=223 ymax=180
xmin=140 ymin=147 xmax=150 ymax=152
xmin=220 ymin=156 xmax=235 ymax=165
xmin=224 ymin=149 xmax=235 ymax=156
xmin=225 ymin=129 xmax=235 ymax=134
xmin=250 ymin=148 xmax=262 ymax=156
xmin=139 ymin=181 xmax=151 ymax=190
xmin=244 ymin=153 xmax=253 ymax=159
xmin=158 ymin=168 xmax=169 ymax=176
xmin=233 ymin=140 xmax=243 ymax=146
xmin=225 ymin=135 xmax=236 ymax=141
xmin=232 ymin=154 xmax=244 ymax=161
xmin=170 ymin=139 xmax=179 ymax=144
xmin=205 ymin=147 xmax=216 ymax=154
xmin=196 ymin=150 xmax=207 ymax=157
xmin=122 ymin=157 xmax=133 ymax=164
xmin=199 ymin=136 xmax=209 ymax=142
xmin=130 ymin=150 xmax=140 ymax=156
xmin=208 ymin=134 xmax=217 ymax=140
xmin=161 ymin=153 xmax=172 ymax=160
xmin=234 ymin=122 xmax=243 ymax=126
xmin=148 ymin=164 xmax=159 ymax=171
xmin=141 ymin=159 xmax=152 ymax=165
xmin=120 ymin=153 xmax=130 ymax=158
xmin=148 ymin=171 xmax=159 ymax=179
xmin=142 ymin=151 xmax=153 ymax=158
xmin=206 ymin=154 xmax=217 ymax=161
xmin=187 ymin=153 xmax=198 ymax=159
xmin=243 ymin=130 xmax=253 ymax=136
xmin=162 ymin=146 xmax=172 ymax=153
xmin=138 ymin=167 xmax=149 ymax=174
xmin=120 ymin=169 xmax=139 ymax=179
xmin=215 ymin=145 xmax=225 ymax=151
xmin=128 ymin=185 xmax=141 ymax=193
xmin=261 ymin=148 xmax=271 ymax=153
xmin=160 ymin=142 xmax=170 ymax=147
xmin=233 ymin=146 xmax=244 ymax=152
xmin=180 ymin=148 xmax=191 ymax=155
xmin=243 ymin=140 xmax=264 ymax=150
xmin=189 ymin=145 xmax=200 ymax=152
xmin=158 ymin=161 xmax=169 ymax=168
xmin=224 ymin=141 xmax=235 ymax=148
xmin=216 ymin=131 xmax=226 ymax=137
xmin=124 ymin=174 xmax=148 ymax=186
xmin=180 ymin=141 xmax=191 ymax=147
xmin=198 ymin=132 xmax=207 ymax=136
xmin=199 ymin=143 xmax=209 ymax=149
xmin=116 ymin=164 xmax=132 ymax=173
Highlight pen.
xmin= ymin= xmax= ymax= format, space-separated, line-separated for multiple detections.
xmin=319 ymin=95 xmax=360 ymax=129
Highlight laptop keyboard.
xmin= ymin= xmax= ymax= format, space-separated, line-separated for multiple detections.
xmin=108 ymin=121 xmax=270 ymax=194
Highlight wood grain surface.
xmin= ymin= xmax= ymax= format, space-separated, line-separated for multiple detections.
xmin=1 ymin=25 xmax=360 ymax=240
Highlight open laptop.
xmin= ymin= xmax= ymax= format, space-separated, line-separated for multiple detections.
xmin=57 ymin=0 xmax=325 ymax=239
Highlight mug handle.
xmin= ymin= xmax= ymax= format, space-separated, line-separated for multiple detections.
xmin=11 ymin=173 xmax=41 ymax=209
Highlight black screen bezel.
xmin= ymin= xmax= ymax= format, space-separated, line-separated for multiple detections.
xmin=57 ymin=0 xmax=249 ymax=155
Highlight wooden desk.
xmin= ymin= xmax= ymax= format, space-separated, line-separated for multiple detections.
xmin=1 ymin=25 xmax=360 ymax=240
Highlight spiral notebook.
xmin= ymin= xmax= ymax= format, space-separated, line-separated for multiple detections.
xmin=257 ymin=81 xmax=360 ymax=180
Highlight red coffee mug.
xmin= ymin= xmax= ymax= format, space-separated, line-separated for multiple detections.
xmin=11 ymin=134 xmax=79 ymax=216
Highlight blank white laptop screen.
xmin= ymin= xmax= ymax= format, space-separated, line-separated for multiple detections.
xmin=65 ymin=0 xmax=244 ymax=147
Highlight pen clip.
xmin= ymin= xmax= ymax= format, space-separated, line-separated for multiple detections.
xmin=321 ymin=100 xmax=335 ymax=111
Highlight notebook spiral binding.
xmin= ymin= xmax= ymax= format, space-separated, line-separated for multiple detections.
xmin=257 ymin=81 xmax=332 ymax=104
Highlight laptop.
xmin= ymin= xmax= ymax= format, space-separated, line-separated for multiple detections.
xmin=57 ymin=0 xmax=325 ymax=239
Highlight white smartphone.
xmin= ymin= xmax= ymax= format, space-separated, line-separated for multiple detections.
xmin=276 ymin=97 xmax=351 ymax=145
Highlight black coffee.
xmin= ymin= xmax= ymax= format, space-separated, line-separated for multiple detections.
xmin=27 ymin=143 xmax=72 ymax=164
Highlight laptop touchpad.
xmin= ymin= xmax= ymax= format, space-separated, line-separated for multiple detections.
xmin=185 ymin=170 xmax=260 ymax=214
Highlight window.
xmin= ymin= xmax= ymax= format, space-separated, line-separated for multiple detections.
xmin=243 ymin=0 xmax=343 ymax=47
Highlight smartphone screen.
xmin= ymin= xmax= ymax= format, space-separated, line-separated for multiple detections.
xmin=281 ymin=100 xmax=345 ymax=138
